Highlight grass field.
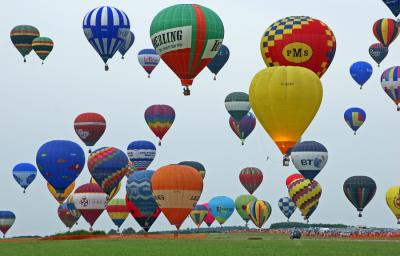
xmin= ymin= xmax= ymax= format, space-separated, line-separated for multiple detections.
xmin=0 ymin=233 xmax=399 ymax=256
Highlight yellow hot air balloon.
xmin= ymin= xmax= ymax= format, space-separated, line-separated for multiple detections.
xmin=386 ymin=186 xmax=400 ymax=224
xmin=249 ymin=66 xmax=322 ymax=165
xmin=90 ymin=177 xmax=121 ymax=201
xmin=47 ymin=182 xmax=75 ymax=204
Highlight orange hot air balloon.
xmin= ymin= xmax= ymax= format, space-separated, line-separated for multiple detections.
xmin=151 ymin=165 xmax=203 ymax=229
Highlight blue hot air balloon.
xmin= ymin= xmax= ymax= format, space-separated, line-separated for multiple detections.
xmin=290 ymin=141 xmax=328 ymax=180
xmin=36 ymin=140 xmax=85 ymax=193
xmin=127 ymin=141 xmax=156 ymax=171
xmin=119 ymin=30 xmax=135 ymax=59
xmin=278 ymin=197 xmax=296 ymax=221
xmin=350 ymin=61 xmax=373 ymax=89
xmin=126 ymin=170 xmax=159 ymax=219
xmin=0 ymin=211 xmax=16 ymax=238
xmin=138 ymin=49 xmax=160 ymax=78
xmin=12 ymin=163 xmax=37 ymax=193
xmin=82 ymin=6 xmax=131 ymax=70
xmin=208 ymin=196 xmax=235 ymax=226
xmin=207 ymin=44 xmax=230 ymax=80
xmin=383 ymin=0 xmax=400 ymax=17
xmin=344 ymin=107 xmax=366 ymax=135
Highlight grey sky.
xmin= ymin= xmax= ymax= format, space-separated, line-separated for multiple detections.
xmin=1 ymin=0 xmax=399 ymax=236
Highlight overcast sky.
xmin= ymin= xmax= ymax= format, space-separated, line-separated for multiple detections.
xmin=1 ymin=0 xmax=399 ymax=236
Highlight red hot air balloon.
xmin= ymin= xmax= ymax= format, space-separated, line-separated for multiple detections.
xmin=239 ymin=167 xmax=263 ymax=194
xmin=285 ymin=173 xmax=304 ymax=188
xmin=73 ymin=183 xmax=107 ymax=231
xmin=144 ymin=105 xmax=175 ymax=146
xmin=372 ymin=18 xmax=399 ymax=47
xmin=74 ymin=113 xmax=106 ymax=152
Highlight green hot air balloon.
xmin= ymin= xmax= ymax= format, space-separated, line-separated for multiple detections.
xmin=225 ymin=92 xmax=251 ymax=122
xmin=10 ymin=25 xmax=40 ymax=62
xmin=32 ymin=37 xmax=54 ymax=64
xmin=235 ymin=194 xmax=257 ymax=225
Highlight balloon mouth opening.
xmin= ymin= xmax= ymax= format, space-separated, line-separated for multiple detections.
xmin=276 ymin=141 xmax=297 ymax=155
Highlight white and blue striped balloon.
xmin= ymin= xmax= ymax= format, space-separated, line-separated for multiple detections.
xmin=119 ymin=30 xmax=135 ymax=58
xmin=83 ymin=6 xmax=130 ymax=70
xmin=127 ymin=140 xmax=156 ymax=171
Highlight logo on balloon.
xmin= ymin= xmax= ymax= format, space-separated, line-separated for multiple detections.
xmin=282 ymin=42 xmax=313 ymax=63
xmin=76 ymin=129 xmax=90 ymax=139
xmin=395 ymin=196 xmax=400 ymax=209
xmin=80 ymin=197 xmax=89 ymax=207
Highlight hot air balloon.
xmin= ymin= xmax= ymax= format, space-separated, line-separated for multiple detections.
xmin=344 ymin=107 xmax=366 ymax=135
xmin=150 ymin=4 xmax=224 ymax=95
xmin=90 ymin=178 xmax=121 ymax=201
xmin=83 ymin=6 xmax=130 ymax=70
xmin=47 ymin=182 xmax=75 ymax=204
xmin=0 ymin=211 xmax=16 ymax=238
xmin=278 ymin=197 xmax=296 ymax=221
xmin=152 ymin=165 xmax=203 ymax=230
xmin=249 ymin=67 xmax=322 ymax=165
xmin=12 ymin=163 xmax=37 ymax=193
xmin=383 ymin=0 xmax=400 ymax=17
xmin=288 ymin=178 xmax=321 ymax=221
xmin=189 ymin=204 xmax=208 ymax=228
xmin=209 ymin=196 xmax=235 ymax=226
xmin=125 ymin=194 xmax=161 ymax=232
xmin=225 ymin=92 xmax=251 ymax=122
xmin=235 ymin=195 xmax=257 ymax=225
xmin=260 ymin=16 xmax=336 ymax=78
xmin=74 ymin=113 xmax=106 ymax=153
xmin=178 ymin=161 xmax=206 ymax=179
xmin=66 ymin=195 xmax=81 ymax=224
xmin=138 ymin=49 xmax=160 ymax=78
xmin=285 ymin=174 xmax=304 ymax=188
xmin=127 ymin=140 xmax=156 ymax=171
xmin=202 ymin=203 xmax=215 ymax=227
xmin=207 ymin=44 xmax=230 ymax=80
xmin=36 ymin=140 xmax=85 ymax=193
xmin=32 ymin=37 xmax=54 ymax=64
xmin=106 ymin=198 xmax=129 ymax=232
xmin=144 ymin=105 xmax=175 ymax=146
xmin=229 ymin=112 xmax=256 ymax=145
xmin=10 ymin=25 xmax=40 ymax=62
xmin=239 ymin=167 xmax=263 ymax=194
xmin=381 ymin=66 xmax=400 ymax=110
xmin=119 ymin=31 xmax=135 ymax=59
xmin=386 ymin=186 xmax=400 ymax=224
xmin=58 ymin=201 xmax=80 ymax=230
xmin=350 ymin=61 xmax=373 ymax=89
xmin=369 ymin=43 xmax=388 ymax=67
xmin=247 ymin=200 xmax=272 ymax=229
xmin=88 ymin=147 xmax=129 ymax=196
xmin=73 ymin=183 xmax=107 ymax=230
xmin=343 ymin=176 xmax=376 ymax=217
xmin=372 ymin=18 xmax=399 ymax=47
xmin=290 ymin=141 xmax=328 ymax=180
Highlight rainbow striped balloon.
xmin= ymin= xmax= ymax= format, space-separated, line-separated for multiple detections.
xmin=247 ymin=200 xmax=271 ymax=228
xmin=106 ymin=198 xmax=129 ymax=231
xmin=144 ymin=105 xmax=175 ymax=146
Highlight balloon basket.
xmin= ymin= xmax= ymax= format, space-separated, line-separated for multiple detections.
xmin=23 ymin=58 xmax=26 ymax=63
xmin=358 ymin=212 xmax=362 ymax=218
xmin=148 ymin=74 xmax=150 ymax=78
xmin=121 ymin=56 xmax=124 ymax=59
xmin=183 ymin=87 xmax=191 ymax=96
xmin=213 ymin=75 xmax=216 ymax=81
xmin=397 ymin=106 xmax=400 ymax=111
xmin=105 ymin=65 xmax=109 ymax=71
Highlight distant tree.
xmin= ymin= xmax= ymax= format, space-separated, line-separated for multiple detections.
xmin=108 ymin=229 xmax=118 ymax=235
xmin=122 ymin=227 xmax=136 ymax=234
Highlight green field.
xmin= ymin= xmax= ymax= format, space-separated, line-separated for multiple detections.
xmin=0 ymin=233 xmax=399 ymax=256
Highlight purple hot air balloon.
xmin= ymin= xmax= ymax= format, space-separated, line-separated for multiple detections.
xmin=229 ymin=112 xmax=256 ymax=145
xmin=144 ymin=105 xmax=175 ymax=146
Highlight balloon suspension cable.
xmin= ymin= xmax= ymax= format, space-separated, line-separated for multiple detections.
xmin=213 ymin=75 xmax=216 ymax=81
xmin=23 ymin=57 xmax=26 ymax=63
xmin=183 ymin=86 xmax=191 ymax=96
xmin=105 ymin=64 xmax=109 ymax=71
xmin=148 ymin=74 xmax=150 ymax=78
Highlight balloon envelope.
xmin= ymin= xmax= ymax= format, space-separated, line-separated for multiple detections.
xmin=344 ymin=107 xmax=366 ymax=134
xmin=74 ymin=113 xmax=106 ymax=147
xmin=381 ymin=66 xmax=400 ymax=110
xmin=386 ymin=186 xmax=400 ymax=224
xmin=285 ymin=174 xmax=304 ymax=188
xmin=278 ymin=197 xmax=296 ymax=220
xmin=247 ymin=200 xmax=272 ymax=228
xmin=235 ymin=195 xmax=257 ymax=224
xmin=144 ymin=105 xmax=175 ymax=145
xmin=225 ymin=92 xmax=251 ymax=122
xmin=138 ymin=49 xmax=160 ymax=77
xmin=10 ymin=25 xmax=40 ymax=61
xmin=125 ymin=194 xmax=161 ymax=232
xmin=369 ymin=43 xmax=388 ymax=66
xmin=58 ymin=201 xmax=80 ymax=229
xmin=47 ymin=182 xmax=75 ymax=204
xmin=189 ymin=204 xmax=208 ymax=228
xmin=249 ymin=67 xmax=322 ymax=155
xmin=343 ymin=176 xmax=376 ymax=217
xmin=0 ymin=211 xmax=16 ymax=237
xmin=12 ymin=163 xmax=37 ymax=192
xmin=106 ymin=198 xmax=129 ymax=229
xmin=229 ymin=112 xmax=256 ymax=145
xmin=118 ymin=31 xmax=135 ymax=57
xmin=202 ymin=203 xmax=215 ymax=227
xmin=36 ymin=140 xmax=85 ymax=193
xmin=178 ymin=161 xmax=206 ymax=179
xmin=239 ymin=167 xmax=263 ymax=194
xmin=151 ymin=165 xmax=203 ymax=229
xmin=209 ymin=196 xmax=235 ymax=225
xmin=288 ymin=178 xmax=321 ymax=220
xmin=383 ymin=0 xmax=400 ymax=17
xmin=350 ymin=61 xmax=373 ymax=88
xmin=372 ymin=18 xmax=399 ymax=47
xmin=32 ymin=37 xmax=54 ymax=63
xmin=127 ymin=140 xmax=156 ymax=171
xmin=207 ymin=44 xmax=230 ymax=78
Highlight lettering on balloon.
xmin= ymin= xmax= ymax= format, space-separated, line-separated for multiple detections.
xmin=282 ymin=42 xmax=313 ymax=63
xmin=151 ymin=26 xmax=191 ymax=55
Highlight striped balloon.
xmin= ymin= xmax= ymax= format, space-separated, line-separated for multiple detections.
xmin=138 ymin=49 xmax=160 ymax=78
xmin=47 ymin=182 xmax=75 ymax=204
xmin=74 ymin=113 xmax=106 ymax=150
xmin=225 ymin=92 xmax=251 ymax=122
xmin=235 ymin=194 xmax=257 ymax=224
xmin=127 ymin=140 xmax=156 ymax=171
xmin=73 ymin=183 xmax=108 ymax=230
xmin=344 ymin=107 xmax=366 ymax=135
xmin=90 ymin=177 xmax=121 ymax=201
xmin=12 ymin=163 xmax=37 ymax=193
xmin=88 ymin=147 xmax=129 ymax=196
xmin=288 ymin=178 xmax=322 ymax=221
xmin=381 ymin=66 xmax=400 ymax=110
xmin=125 ymin=194 xmax=161 ymax=232
xmin=278 ymin=197 xmax=296 ymax=220
xmin=82 ymin=6 xmax=130 ymax=70
xmin=343 ymin=176 xmax=376 ymax=217
xmin=229 ymin=112 xmax=256 ymax=145
xmin=106 ymin=198 xmax=129 ymax=231
xmin=285 ymin=174 xmax=304 ymax=188
xmin=144 ymin=105 xmax=175 ymax=146
xmin=125 ymin=161 xmax=136 ymax=177
xmin=202 ymin=203 xmax=215 ymax=227
xmin=10 ymin=25 xmax=40 ymax=62
xmin=0 ymin=211 xmax=16 ymax=238
xmin=32 ymin=37 xmax=54 ymax=64
xmin=118 ymin=31 xmax=135 ymax=58
xmin=369 ymin=43 xmax=388 ymax=66
xmin=239 ymin=167 xmax=263 ymax=194
xmin=372 ymin=18 xmax=399 ymax=47
xmin=247 ymin=200 xmax=272 ymax=228
xmin=189 ymin=204 xmax=208 ymax=228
